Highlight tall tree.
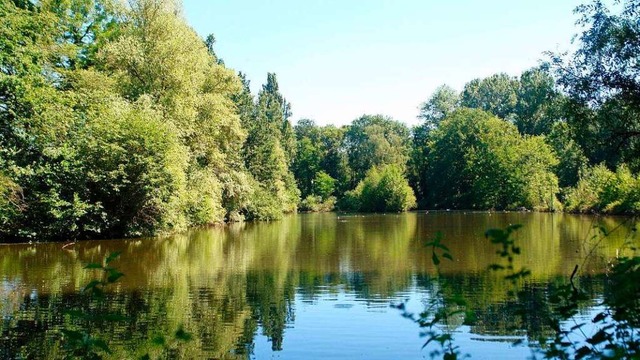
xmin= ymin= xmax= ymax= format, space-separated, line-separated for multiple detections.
xmin=233 ymin=72 xmax=255 ymax=127
xmin=550 ymin=0 xmax=640 ymax=169
xmin=292 ymin=119 xmax=322 ymax=198
xmin=514 ymin=67 xmax=562 ymax=135
xmin=103 ymin=0 xmax=249 ymax=225
xmin=292 ymin=119 xmax=349 ymax=199
xmin=423 ymin=108 xmax=559 ymax=210
xmin=418 ymin=84 xmax=460 ymax=129
xmin=343 ymin=114 xmax=411 ymax=186
xmin=461 ymin=73 xmax=519 ymax=120
xmin=243 ymin=73 xmax=300 ymax=214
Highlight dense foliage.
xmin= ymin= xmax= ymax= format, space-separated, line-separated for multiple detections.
xmin=417 ymin=108 xmax=559 ymax=211
xmin=342 ymin=165 xmax=416 ymax=212
xmin=565 ymin=164 xmax=640 ymax=214
xmin=0 ymin=0 xmax=298 ymax=242
xmin=2 ymin=0 xmax=640 ymax=242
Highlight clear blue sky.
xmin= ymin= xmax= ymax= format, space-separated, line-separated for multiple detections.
xmin=183 ymin=0 xmax=584 ymax=126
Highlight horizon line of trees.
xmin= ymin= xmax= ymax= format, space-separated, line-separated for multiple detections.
xmin=1 ymin=0 xmax=639 ymax=242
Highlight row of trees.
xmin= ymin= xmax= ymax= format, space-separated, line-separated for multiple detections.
xmin=290 ymin=0 xmax=640 ymax=215
xmin=1 ymin=0 xmax=639 ymax=242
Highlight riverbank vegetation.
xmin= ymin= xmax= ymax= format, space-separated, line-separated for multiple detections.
xmin=1 ymin=0 xmax=639 ymax=242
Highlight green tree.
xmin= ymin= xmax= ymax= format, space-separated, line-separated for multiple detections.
xmin=0 ymin=0 xmax=275 ymax=241
xmin=461 ymin=73 xmax=519 ymax=120
xmin=423 ymin=109 xmax=559 ymax=210
xmin=344 ymin=115 xmax=411 ymax=186
xmin=317 ymin=125 xmax=351 ymax=195
xmin=549 ymin=0 xmax=640 ymax=170
xmin=408 ymin=123 xmax=431 ymax=207
xmin=46 ymin=0 xmax=121 ymax=70
xmin=343 ymin=165 xmax=416 ymax=212
xmin=103 ymin=0 xmax=250 ymax=224
xmin=292 ymin=120 xmax=322 ymax=198
xmin=514 ymin=67 xmax=562 ymax=135
xmin=312 ymin=171 xmax=336 ymax=200
xmin=546 ymin=121 xmax=588 ymax=188
xmin=418 ymin=84 xmax=460 ymax=129
xmin=242 ymin=73 xmax=300 ymax=216
xmin=292 ymin=119 xmax=350 ymax=200
xmin=0 ymin=0 xmax=110 ymax=241
xmin=565 ymin=164 xmax=640 ymax=214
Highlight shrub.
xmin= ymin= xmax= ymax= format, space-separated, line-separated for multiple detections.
xmin=342 ymin=165 xmax=416 ymax=212
xmin=565 ymin=164 xmax=640 ymax=214
xmin=299 ymin=195 xmax=337 ymax=212
xmin=312 ymin=171 xmax=336 ymax=200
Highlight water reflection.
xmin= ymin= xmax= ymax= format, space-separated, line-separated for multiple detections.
xmin=0 ymin=212 xmax=637 ymax=359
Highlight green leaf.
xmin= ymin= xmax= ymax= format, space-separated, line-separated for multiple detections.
xmin=84 ymin=263 xmax=103 ymax=269
xmin=105 ymin=251 xmax=122 ymax=264
xmin=438 ymin=244 xmax=450 ymax=252
xmin=432 ymin=253 xmax=440 ymax=266
xmin=107 ymin=271 xmax=124 ymax=283
xmin=82 ymin=280 xmax=102 ymax=293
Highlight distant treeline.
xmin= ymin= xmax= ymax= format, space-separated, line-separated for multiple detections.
xmin=1 ymin=0 xmax=639 ymax=242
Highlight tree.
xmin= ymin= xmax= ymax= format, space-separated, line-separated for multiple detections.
xmin=407 ymin=123 xmax=431 ymax=207
xmin=549 ymin=0 xmax=640 ymax=170
xmin=422 ymin=109 xmax=559 ymax=210
xmin=204 ymin=33 xmax=224 ymax=65
xmin=0 ymin=0 xmax=120 ymax=241
xmin=344 ymin=115 xmax=411 ymax=186
xmin=46 ymin=0 xmax=122 ymax=70
xmin=317 ymin=125 xmax=351 ymax=195
xmin=343 ymin=165 xmax=416 ymax=212
xmin=456 ymin=69 xmax=563 ymax=136
xmin=1 ymin=0 xmax=288 ymax=241
xmin=565 ymin=164 xmax=640 ymax=214
xmin=514 ymin=67 xmax=562 ymax=135
xmin=418 ymin=84 xmax=460 ymax=129
xmin=292 ymin=119 xmax=322 ymax=198
xmin=242 ymin=73 xmax=300 ymax=215
xmin=412 ymin=85 xmax=463 ymax=205
xmin=461 ymin=73 xmax=519 ymax=120
xmin=292 ymin=119 xmax=350 ymax=200
xmin=312 ymin=171 xmax=336 ymax=200
xmin=103 ymin=0 xmax=249 ymax=225
xmin=546 ymin=121 xmax=588 ymax=188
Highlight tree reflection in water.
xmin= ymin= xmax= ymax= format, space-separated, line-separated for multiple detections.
xmin=0 ymin=212 xmax=636 ymax=358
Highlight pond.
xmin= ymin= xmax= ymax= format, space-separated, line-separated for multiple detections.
xmin=0 ymin=212 xmax=638 ymax=359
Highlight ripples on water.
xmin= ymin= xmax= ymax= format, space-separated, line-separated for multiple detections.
xmin=0 ymin=212 xmax=637 ymax=359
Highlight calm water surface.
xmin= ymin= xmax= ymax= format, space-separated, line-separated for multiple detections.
xmin=0 ymin=212 xmax=638 ymax=359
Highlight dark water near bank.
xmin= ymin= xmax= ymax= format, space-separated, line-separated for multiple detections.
xmin=0 ymin=212 xmax=638 ymax=359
